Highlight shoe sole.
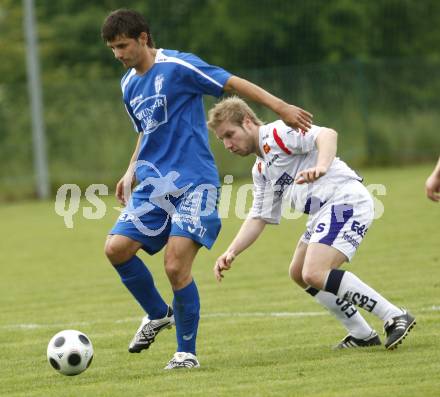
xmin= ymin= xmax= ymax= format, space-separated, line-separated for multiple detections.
xmin=386 ymin=319 xmax=416 ymax=350
xmin=164 ymin=362 xmax=200 ymax=370
xmin=335 ymin=342 xmax=381 ymax=349
xmin=164 ymin=364 xmax=200 ymax=370
xmin=128 ymin=324 xmax=173 ymax=353
xmin=334 ymin=333 xmax=382 ymax=349
xmin=334 ymin=342 xmax=382 ymax=349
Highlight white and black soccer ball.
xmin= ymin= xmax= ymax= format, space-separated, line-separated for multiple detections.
xmin=47 ymin=330 xmax=94 ymax=376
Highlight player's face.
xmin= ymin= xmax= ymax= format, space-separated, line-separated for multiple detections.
xmin=215 ymin=120 xmax=255 ymax=156
xmin=107 ymin=35 xmax=144 ymax=69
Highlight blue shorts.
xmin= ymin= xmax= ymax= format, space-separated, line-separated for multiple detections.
xmin=110 ymin=187 xmax=221 ymax=255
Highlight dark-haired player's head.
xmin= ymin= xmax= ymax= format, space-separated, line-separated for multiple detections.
xmin=101 ymin=9 xmax=155 ymax=48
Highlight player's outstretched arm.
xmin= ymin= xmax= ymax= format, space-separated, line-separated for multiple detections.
xmin=214 ymin=217 xmax=267 ymax=282
xmin=295 ymin=128 xmax=337 ymax=184
xmin=425 ymin=156 xmax=440 ymax=202
xmin=224 ymin=76 xmax=313 ymax=132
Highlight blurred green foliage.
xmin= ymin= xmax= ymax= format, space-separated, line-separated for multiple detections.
xmin=1 ymin=0 xmax=439 ymax=199
xmin=4 ymin=0 xmax=440 ymax=82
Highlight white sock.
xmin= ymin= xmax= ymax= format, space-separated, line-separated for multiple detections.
xmin=307 ymin=287 xmax=374 ymax=339
xmin=325 ymin=269 xmax=402 ymax=322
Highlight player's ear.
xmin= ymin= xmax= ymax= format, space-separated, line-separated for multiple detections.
xmin=138 ymin=32 xmax=148 ymax=46
xmin=243 ymin=115 xmax=251 ymax=128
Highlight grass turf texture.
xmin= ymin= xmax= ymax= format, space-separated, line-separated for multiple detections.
xmin=1 ymin=164 xmax=439 ymax=396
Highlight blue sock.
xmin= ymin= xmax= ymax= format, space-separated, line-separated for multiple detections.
xmin=173 ymin=280 xmax=200 ymax=355
xmin=115 ymin=256 xmax=168 ymax=320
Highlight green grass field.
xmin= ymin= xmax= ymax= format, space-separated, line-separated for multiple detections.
xmin=1 ymin=164 xmax=439 ymax=397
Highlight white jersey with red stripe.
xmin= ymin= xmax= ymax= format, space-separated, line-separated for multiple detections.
xmin=249 ymin=120 xmax=362 ymax=223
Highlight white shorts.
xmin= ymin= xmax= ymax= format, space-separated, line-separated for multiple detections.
xmin=300 ymin=180 xmax=374 ymax=261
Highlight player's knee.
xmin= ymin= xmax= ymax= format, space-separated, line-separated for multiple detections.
xmin=104 ymin=237 xmax=132 ymax=265
xmin=164 ymin=254 xmax=190 ymax=288
xmin=164 ymin=264 xmax=188 ymax=288
xmin=302 ymin=268 xmax=325 ymax=289
xmin=164 ymin=252 xmax=180 ymax=279
xmin=164 ymin=262 xmax=180 ymax=281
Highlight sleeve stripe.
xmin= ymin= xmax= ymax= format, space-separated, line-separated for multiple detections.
xmin=157 ymin=54 xmax=224 ymax=88
xmin=273 ymin=128 xmax=292 ymax=155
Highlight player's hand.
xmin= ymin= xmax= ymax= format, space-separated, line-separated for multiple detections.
xmin=425 ymin=174 xmax=440 ymax=202
xmin=295 ymin=166 xmax=327 ymax=184
xmin=214 ymin=251 xmax=236 ymax=282
xmin=277 ymin=103 xmax=313 ymax=133
xmin=115 ymin=171 xmax=135 ymax=206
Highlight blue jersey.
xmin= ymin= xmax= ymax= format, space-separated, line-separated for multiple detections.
xmin=121 ymin=48 xmax=232 ymax=197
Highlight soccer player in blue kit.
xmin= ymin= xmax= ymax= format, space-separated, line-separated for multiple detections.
xmin=101 ymin=9 xmax=313 ymax=369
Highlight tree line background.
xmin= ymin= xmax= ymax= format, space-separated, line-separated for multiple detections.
xmin=1 ymin=0 xmax=440 ymax=199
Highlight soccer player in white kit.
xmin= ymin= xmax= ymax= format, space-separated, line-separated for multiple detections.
xmin=208 ymin=97 xmax=416 ymax=350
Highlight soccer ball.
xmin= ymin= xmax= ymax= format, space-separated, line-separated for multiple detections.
xmin=47 ymin=330 xmax=94 ymax=376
